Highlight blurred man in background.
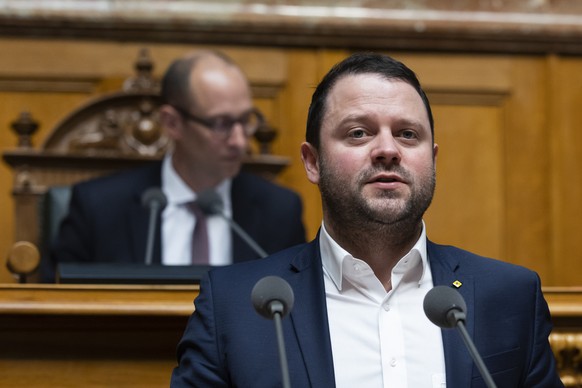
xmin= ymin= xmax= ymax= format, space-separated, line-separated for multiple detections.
xmin=43 ymin=50 xmax=305 ymax=282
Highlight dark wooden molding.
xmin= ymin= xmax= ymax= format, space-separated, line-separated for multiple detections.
xmin=1 ymin=3 xmax=582 ymax=55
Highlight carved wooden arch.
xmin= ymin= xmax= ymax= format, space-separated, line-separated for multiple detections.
xmin=40 ymin=48 xmax=167 ymax=157
xmin=42 ymin=91 xmax=167 ymax=157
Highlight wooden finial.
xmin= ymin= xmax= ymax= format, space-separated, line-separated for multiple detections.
xmin=254 ymin=122 xmax=278 ymax=155
xmin=123 ymin=48 xmax=159 ymax=93
xmin=6 ymin=241 xmax=40 ymax=283
xmin=10 ymin=111 xmax=39 ymax=149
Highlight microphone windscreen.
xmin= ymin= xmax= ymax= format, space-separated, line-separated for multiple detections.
xmin=196 ymin=190 xmax=223 ymax=215
xmin=251 ymin=276 xmax=294 ymax=319
xmin=141 ymin=187 xmax=168 ymax=209
xmin=423 ymin=285 xmax=467 ymax=328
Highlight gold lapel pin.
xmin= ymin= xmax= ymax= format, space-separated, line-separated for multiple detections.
xmin=452 ymin=280 xmax=462 ymax=288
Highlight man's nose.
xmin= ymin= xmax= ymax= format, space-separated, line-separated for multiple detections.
xmin=226 ymin=122 xmax=249 ymax=149
xmin=370 ymin=130 xmax=401 ymax=165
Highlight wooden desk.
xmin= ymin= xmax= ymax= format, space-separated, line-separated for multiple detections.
xmin=0 ymin=284 xmax=199 ymax=388
xmin=1 ymin=285 xmax=581 ymax=387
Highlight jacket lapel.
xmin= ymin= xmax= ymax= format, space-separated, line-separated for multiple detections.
xmin=286 ymin=239 xmax=336 ymax=388
xmin=428 ymin=241 xmax=475 ymax=388
xmin=277 ymin=238 xmax=478 ymax=387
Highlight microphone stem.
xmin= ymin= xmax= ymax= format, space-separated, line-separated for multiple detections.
xmin=144 ymin=203 xmax=159 ymax=266
xmin=226 ymin=218 xmax=268 ymax=258
xmin=273 ymin=311 xmax=291 ymax=388
xmin=456 ymin=320 xmax=498 ymax=388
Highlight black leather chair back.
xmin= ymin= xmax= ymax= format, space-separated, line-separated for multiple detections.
xmin=39 ymin=186 xmax=72 ymax=259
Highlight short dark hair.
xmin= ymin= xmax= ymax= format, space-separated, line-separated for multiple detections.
xmin=160 ymin=50 xmax=238 ymax=109
xmin=305 ymin=52 xmax=434 ymax=150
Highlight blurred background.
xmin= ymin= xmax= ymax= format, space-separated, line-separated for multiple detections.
xmin=1 ymin=0 xmax=582 ymax=287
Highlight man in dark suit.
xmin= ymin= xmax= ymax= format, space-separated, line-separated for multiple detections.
xmin=43 ymin=50 xmax=305 ymax=282
xmin=170 ymin=53 xmax=563 ymax=387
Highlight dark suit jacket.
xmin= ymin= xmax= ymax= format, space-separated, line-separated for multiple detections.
xmin=43 ymin=162 xmax=306 ymax=282
xmin=170 ymin=238 xmax=563 ymax=388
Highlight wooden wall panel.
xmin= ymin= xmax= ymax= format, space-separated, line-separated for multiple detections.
xmin=502 ymin=59 xmax=549 ymax=279
xmin=275 ymin=50 xmax=323 ymax=240
xmin=1 ymin=40 xmax=582 ymax=286
xmin=549 ymin=57 xmax=582 ymax=287
xmin=425 ymin=105 xmax=505 ymax=261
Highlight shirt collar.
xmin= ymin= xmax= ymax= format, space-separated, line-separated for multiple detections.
xmin=161 ymin=153 xmax=232 ymax=213
xmin=320 ymin=220 xmax=430 ymax=291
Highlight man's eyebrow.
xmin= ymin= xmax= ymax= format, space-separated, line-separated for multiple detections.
xmin=336 ymin=114 xmax=427 ymax=129
xmin=335 ymin=113 xmax=373 ymax=125
xmin=393 ymin=117 xmax=426 ymax=128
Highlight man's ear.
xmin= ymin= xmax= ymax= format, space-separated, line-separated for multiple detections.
xmin=300 ymin=142 xmax=320 ymax=185
xmin=159 ymin=105 xmax=183 ymax=140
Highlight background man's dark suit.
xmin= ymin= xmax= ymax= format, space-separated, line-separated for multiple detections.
xmin=170 ymin=238 xmax=563 ymax=387
xmin=42 ymin=162 xmax=306 ymax=282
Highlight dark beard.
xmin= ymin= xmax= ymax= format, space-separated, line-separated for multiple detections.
xmin=319 ymin=157 xmax=436 ymax=244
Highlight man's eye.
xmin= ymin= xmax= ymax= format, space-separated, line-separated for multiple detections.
xmin=401 ymin=130 xmax=417 ymax=140
xmin=210 ymin=117 xmax=232 ymax=131
xmin=349 ymin=129 xmax=366 ymax=139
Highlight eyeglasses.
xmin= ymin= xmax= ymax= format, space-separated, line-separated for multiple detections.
xmin=172 ymin=105 xmax=264 ymax=138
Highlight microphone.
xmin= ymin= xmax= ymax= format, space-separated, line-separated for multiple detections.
xmin=141 ymin=187 xmax=167 ymax=266
xmin=252 ymin=275 xmax=294 ymax=318
xmin=251 ymin=276 xmax=294 ymax=388
xmin=196 ymin=190 xmax=268 ymax=258
xmin=423 ymin=286 xmax=498 ymax=388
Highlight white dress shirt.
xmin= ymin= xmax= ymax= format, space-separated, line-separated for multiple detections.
xmin=160 ymin=154 xmax=233 ymax=266
xmin=320 ymin=221 xmax=447 ymax=387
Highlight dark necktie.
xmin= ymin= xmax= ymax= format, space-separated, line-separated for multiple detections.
xmin=187 ymin=202 xmax=209 ymax=264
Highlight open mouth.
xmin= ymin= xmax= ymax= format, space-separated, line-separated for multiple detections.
xmin=370 ymin=174 xmax=404 ymax=184
xmin=375 ymin=177 xmax=399 ymax=183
